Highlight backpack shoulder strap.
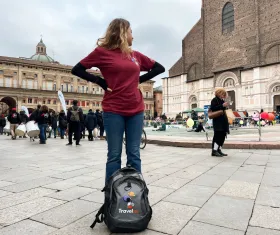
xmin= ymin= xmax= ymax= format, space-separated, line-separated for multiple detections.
xmin=90 ymin=204 xmax=105 ymax=229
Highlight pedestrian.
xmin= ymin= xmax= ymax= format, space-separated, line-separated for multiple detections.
xmin=36 ymin=105 xmax=51 ymax=144
xmin=71 ymin=18 xmax=165 ymax=182
xmin=96 ymin=109 xmax=104 ymax=140
xmin=85 ymin=109 xmax=97 ymax=141
xmin=19 ymin=110 xmax=29 ymax=138
xmin=0 ymin=114 xmax=6 ymax=135
xmin=30 ymin=105 xmax=41 ymax=121
xmin=210 ymin=88 xmax=230 ymax=157
xmin=7 ymin=108 xmax=21 ymax=140
xmin=58 ymin=110 xmax=67 ymax=139
xmin=49 ymin=111 xmax=58 ymax=138
xmin=66 ymin=100 xmax=83 ymax=146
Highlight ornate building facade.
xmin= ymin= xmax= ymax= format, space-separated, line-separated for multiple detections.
xmin=163 ymin=0 xmax=280 ymax=117
xmin=153 ymin=86 xmax=163 ymax=118
xmin=0 ymin=39 xmax=154 ymax=115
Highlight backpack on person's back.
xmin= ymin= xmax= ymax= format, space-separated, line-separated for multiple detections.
xmin=91 ymin=167 xmax=152 ymax=233
xmin=70 ymin=106 xmax=80 ymax=122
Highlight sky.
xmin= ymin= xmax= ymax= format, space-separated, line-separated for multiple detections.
xmin=0 ymin=0 xmax=201 ymax=86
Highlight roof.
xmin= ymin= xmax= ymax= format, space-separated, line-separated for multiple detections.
xmin=30 ymin=54 xmax=55 ymax=63
xmin=154 ymin=85 xmax=162 ymax=92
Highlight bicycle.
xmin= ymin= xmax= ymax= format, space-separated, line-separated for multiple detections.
xmin=123 ymin=129 xmax=147 ymax=149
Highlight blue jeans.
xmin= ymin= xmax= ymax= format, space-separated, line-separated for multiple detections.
xmin=38 ymin=124 xmax=48 ymax=143
xmin=60 ymin=128 xmax=65 ymax=137
xmin=103 ymin=112 xmax=144 ymax=183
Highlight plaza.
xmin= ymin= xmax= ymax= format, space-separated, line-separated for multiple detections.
xmin=0 ymin=135 xmax=280 ymax=234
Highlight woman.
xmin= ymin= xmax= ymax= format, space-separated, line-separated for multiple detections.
xmin=210 ymin=88 xmax=229 ymax=157
xmin=58 ymin=110 xmax=67 ymax=139
xmin=71 ymin=18 xmax=165 ymax=183
xmin=36 ymin=105 xmax=51 ymax=144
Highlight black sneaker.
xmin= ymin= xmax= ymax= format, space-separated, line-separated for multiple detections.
xmin=76 ymin=143 xmax=81 ymax=146
xmin=66 ymin=143 xmax=72 ymax=146
xmin=212 ymin=150 xmax=223 ymax=157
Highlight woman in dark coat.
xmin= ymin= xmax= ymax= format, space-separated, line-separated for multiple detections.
xmin=85 ymin=109 xmax=97 ymax=141
xmin=36 ymin=105 xmax=51 ymax=144
xmin=58 ymin=110 xmax=67 ymax=139
xmin=210 ymin=88 xmax=229 ymax=157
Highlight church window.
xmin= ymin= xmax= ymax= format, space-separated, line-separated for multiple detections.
xmin=222 ymin=2 xmax=234 ymax=34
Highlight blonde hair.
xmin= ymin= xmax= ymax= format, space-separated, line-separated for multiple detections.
xmin=215 ymin=88 xmax=227 ymax=97
xmin=97 ymin=18 xmax=131 ymax=55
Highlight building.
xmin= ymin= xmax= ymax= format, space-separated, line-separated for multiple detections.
xmin=163 ymin=0 xmax=280 ymax=118
xmin=153 ymin=85 xmax=163 ymax=117
xmin=0 ymin=39 xmax=154 ymax=115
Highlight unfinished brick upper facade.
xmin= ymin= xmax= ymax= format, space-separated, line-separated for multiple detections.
xmin=170 ymin=0 xmax=280 ymax=79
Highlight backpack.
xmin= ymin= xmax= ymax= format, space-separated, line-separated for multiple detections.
xmin=91 ymin=167 xmax=152 ymax=233
xmin=70 ymin=107 xmax=80 ymax=122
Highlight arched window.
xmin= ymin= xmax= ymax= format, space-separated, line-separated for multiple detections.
xmin=222 ymin=2 xmax=234 ymax=34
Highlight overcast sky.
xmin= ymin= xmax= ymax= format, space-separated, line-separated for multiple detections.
xmin=0 ymin=0 xmax=201 ymax=86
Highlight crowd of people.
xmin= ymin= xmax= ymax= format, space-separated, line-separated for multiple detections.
xmin=0 ymin=101 xmax=105 ymax=145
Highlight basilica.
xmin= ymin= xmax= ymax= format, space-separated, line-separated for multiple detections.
xmin=163 ymin=0 xmax=280 ymax=117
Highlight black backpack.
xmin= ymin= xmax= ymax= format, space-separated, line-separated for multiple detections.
xmin=90 ymin=167 xmax=152 ymax=233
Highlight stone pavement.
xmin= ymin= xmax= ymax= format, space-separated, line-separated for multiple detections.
xmin=0 ymin=135 xmax=280 ymax=234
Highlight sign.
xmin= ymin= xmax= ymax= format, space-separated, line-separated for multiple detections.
xmin=204 ymin=105 xmax=211 ymax=121
xmin=58 ymin=90 xmax=67 ymax=114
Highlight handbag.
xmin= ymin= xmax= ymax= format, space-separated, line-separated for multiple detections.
xmin=208 ymin=110 xmax=224 ymax=119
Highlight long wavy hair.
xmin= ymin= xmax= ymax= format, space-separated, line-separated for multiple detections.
xmin=97 ymin=18 xmax=132 ymax=55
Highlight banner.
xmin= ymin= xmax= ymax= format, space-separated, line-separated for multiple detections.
xmin=21 ymin=106 xmax=29 ymax=116
xmin=58 ymin=90 xmax=67 ymax=114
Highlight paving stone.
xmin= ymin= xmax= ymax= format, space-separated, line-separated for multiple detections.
xmin=52 ymin=168 xmax=93 ymax=179
xmin=0 ymin=189 xmax=13 ymax=198
xmin=143 ymin=172 xmax=166 ymax=184
xmin=80 ymin=169 xmax=105 ymax=179
xmin=164 ymin=184 xmax=217 ymax=207
xmin=78 ymin=177 xmax=105 ymax=190
xmin=246 ymin=226 xmax=280 ymax=235
xmin=43 ymin=176 xmax=93 ymax=190
xmin=49 ymin=213 xmax=110 ymax=235
xmin=265 ymin=167 xmax=280 ymax=174
xmin=0 ymin=219 xmax=57 ymax=235
xmin=1 ymin=177 xmax=61 ymax=193
xmin=250 ymin=205 xmax=280 ymax=230
xmin=262 ymin=173 xmax=280 ymax=187
xmin=179 ymin=221 xmax=244 ymax=235
xmin=0 ymin=187 xmax=56 ymax=209
xmin=148 ymin=201 xmax=199 ymax=235
xmin=150 ymin=176 xmax=191 ymax=189
xmin=256 ymin=186 xmax=280 ymax=207
xmin=0 ymin=181 xmax=14 ymax=188
xmin=0 ymin=197 xmax=65 ymax=226
xmin=46 ymin=186 xmax=96 ymax=201
xmin=170 ymin=165 xmax=211 ymax=180
xmin=190 ymin=173 xmax=229 ymax=188
xmin=194 ymin=194 xmax=254 ymax=231
xmin=152 ymin=166 xmax=181 ymax=175
xmin=206 ymin=166 xmax=239 ymax=176
xmin=230 ymin=170 xmax=263 ymax=184
xmin=148 ymin=185 xmax=175 ymax=206
xmin=217 ymin=180 xmax=259 ymax=200
xmin=240 ymin=165 xmax=265 ymax=173
xmin=31 ymin=200 xmax=101 ymax=228
xmin=80 ymin=190 xmax=104 ymax=204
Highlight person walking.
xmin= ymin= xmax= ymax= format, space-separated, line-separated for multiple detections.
xmin=36 ymin=105 xmax=51 ymax=144
xmin=96 ymin=109 xmax=104 ymax=140
xmin=49 ymin=112 xmax=58 ymax=138
xmin=85 ymin=109 xmax=97 ymax=141
xmin=210 ymin=88 xmax=230 ymax=157
xmin=58 ymin=110 xmax=67 ymax=139
xmin=8 ymin=108 xmax=21 ymax=140
xmin=71 ymin=18 xmax=165 ymax=183
xmin=0 ymin=114 xmax=6 ymax=135
xmin=66 ymin=100 xmax=83 ymax=146
xmin=19 ymin=110 xmax=29 ymax=138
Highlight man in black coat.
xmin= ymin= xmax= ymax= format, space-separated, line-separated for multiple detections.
xmin=85 ymin=109 xmax=97 ymax=141
xmin=19 ymin=110 xmax=29 ymax=138
xmin=0 ymin=114 xmax=6 ymax=135
xmin=96 ymin=109 xmax=104 ymax=140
